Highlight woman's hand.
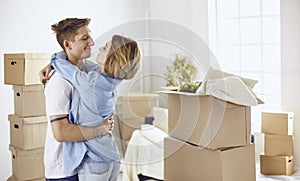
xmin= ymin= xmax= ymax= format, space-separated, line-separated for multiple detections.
xmin=95 ymin=113 xmax=115 ymax=136
xmin=105 ymin=113 xmax=115 ymax=133
xmin=39 ymin=63 xmax=54 ymax=84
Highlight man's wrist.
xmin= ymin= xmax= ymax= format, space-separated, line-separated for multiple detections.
xmin=93 ymin=125 xmax=105 ymax=137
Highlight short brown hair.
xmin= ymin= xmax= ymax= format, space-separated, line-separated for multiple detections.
xmin=104 ymin=35 xmax=141 ymax=80
xmin=51 ymin=18 xmax=91 ymax=51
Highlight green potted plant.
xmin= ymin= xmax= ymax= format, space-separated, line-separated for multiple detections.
xmin=179 ymin=81 xmax=201 ymax=93
xmin=165 ymin=53 xmax=197 ymax=89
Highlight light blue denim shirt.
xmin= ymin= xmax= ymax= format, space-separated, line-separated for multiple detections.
xmin=51 ymin=51 xmax=121 ymax=174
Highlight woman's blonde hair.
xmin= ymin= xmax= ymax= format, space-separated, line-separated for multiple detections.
xmin=104 ymin=35 xmax=141 ymax=80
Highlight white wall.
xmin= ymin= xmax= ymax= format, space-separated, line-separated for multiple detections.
xmin=5 ymin=0 xmax=297 ymax=179
xmin=0 ymin=0 xmax=210 ymax=179
xmin=0 ymin=1 xmax=96 ymax=179
xmin=6 ymin=0 xmax=298 ymax=178
xmin=0 ymin=0 xmax=148 ymax=180
xmin=281 ymin=0 xmax=300 ymax=170
xmin=146 ymin=0 xmax=209 ymax=107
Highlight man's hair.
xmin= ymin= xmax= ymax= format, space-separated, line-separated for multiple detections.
xmin=51 ymin=18 xmax=91 ymax=51
xmin=104 ymin=35 xmax=141 ymax=80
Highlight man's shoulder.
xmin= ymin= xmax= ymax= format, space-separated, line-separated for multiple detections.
xmin=45 ymin=71 xmax=72 ymax=90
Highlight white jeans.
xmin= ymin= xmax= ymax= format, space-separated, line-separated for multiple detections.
xmin=77 ymin=156 xmax=120 ymax=181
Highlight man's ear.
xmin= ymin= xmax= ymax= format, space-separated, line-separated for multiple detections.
xmin=63 ymin=40 xmax=72 ymax=50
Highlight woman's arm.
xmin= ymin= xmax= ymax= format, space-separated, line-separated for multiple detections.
xmin=39 ymin=63 xmax=54 ymax=84
xmin=50 ymin=51 xmax=98 ymax=93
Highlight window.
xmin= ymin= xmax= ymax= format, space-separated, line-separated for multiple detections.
xmin=208 ymin=0 xmax=281 ymax=132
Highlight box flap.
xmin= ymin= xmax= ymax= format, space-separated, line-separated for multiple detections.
xmin=260 ymin=154 xmax=293 ymax=161
xmin=202 ymin=67 xmax=258 ymax=89
xmin=264 ymin=133 xmax=294 ymax=140
xmin=4 ymin=53 xmax=51 ymax=59
xmin=13 ymin=84 xmax=44 ymax=92
xmin=262 ymin=111 xmax=294 ymax=118
xmin=9 ymin=144 xmax=44 ymax=155
xmin=8 ymin=114 xmax=47 ymax=124
xmin=157 ymin=90 xmax=263 ymax=108
xmin=118 ymin=93 xmax=159 ymax=101
xmin=157 ymin=90 xmax=246 ymax=108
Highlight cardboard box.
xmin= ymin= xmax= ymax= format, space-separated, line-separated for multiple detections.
xmin=163 ymin=91 xmax=251 ymax=149
xmin=152 ymin=106 xmax=168 ymax=133
xmin=9 ymin=145 xmax=45 ymax=180
xmin=113 ymin=116 xmax=144 ymax=158
xmin=260 ymin=154 xmax=294 ymax=175
xmin=164 ymin=137 xmax=256 ymax=181
xmin=261 ymin=111 xmax=294 ymax=135
xmin=7 ymin=175 xmax=45 ymax=181
xmin=8 ymin=114 xmax=47 ymax=150
xmin=116 ymin=93 xmax=159 ymax=120
xmin=264 ymin=134 xmax=293 ymax=156
xmin=113 ymin=135 xmax=128 ymax=159
xmin=13 ymin=85 xmax=46 ymax=117
xmin=114 ymin=116 xmax=144 ymax=141
xmin=4 ymin=53 xmax=50 ymax=85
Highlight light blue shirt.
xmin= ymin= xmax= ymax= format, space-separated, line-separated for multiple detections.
xmin=51 ymin=51 xmax=121 ymax=174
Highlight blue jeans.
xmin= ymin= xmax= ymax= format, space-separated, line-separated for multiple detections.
xmin=46 ymin=174 xmax=79 ymax=181
xmin=77 ymin=155 xmax=120 ymax=181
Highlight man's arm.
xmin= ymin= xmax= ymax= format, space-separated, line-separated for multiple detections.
xmin=50 ymin=114 xmax=113 ymax=142
xmin=44 ymin=71 xmax=113 ymax=143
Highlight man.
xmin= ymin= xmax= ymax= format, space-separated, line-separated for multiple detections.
xmin=40 ymin=18 xmax=113 ymax=181
xmin=50 ymin=34 xmax=141 ymax=180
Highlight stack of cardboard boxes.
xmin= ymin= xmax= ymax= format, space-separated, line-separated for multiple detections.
xmin=4 ymin=53 xmax=50 ymax=181
xmin=260 ymin=111 xmax=294 ymax=176
xmin=163 ymin=91 xmax=257 ymax=181
xmin=113 ymin=93 xmax=159 ymax=158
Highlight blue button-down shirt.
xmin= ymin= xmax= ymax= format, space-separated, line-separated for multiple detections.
xmin=51 ymin=51 xmax=121 ymax=174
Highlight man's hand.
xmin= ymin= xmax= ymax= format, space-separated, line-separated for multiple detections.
xmin=39 ymin=63 xmax=54 ymax=84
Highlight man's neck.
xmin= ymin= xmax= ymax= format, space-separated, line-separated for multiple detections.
xmin=66 ymin=53 xmax=83 ymax=69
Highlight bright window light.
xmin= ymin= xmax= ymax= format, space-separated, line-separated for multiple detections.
xmin=208 ymin=0 xmax=281 ymax=132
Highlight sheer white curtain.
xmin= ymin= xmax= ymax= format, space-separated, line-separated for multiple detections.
xmin=208 ymin=0 xmax=281 ymax=132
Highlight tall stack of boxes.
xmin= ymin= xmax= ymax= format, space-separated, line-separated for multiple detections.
xmin=113 ymin=93 xmax=159 ymax=158
xmin=163 ymin=91 xmax=257 ymax=181
xmin=260 ymin=111 xmax=294 ymax=176
xmin=4 ymin=53 xmax=50 ymax=181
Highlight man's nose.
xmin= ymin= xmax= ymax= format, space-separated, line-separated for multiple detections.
xmin=89 ymin=38 xmax=95 ymax=46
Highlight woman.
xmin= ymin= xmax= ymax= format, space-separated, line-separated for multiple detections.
xmin=50 ymin=34 xmax=141 ymax=181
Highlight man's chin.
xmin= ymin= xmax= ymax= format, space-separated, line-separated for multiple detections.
xmin=82 ymin=52 xmax=92 ymax=59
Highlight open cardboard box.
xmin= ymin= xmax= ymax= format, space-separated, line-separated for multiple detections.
xmin=158 ymin=67 xmax=263 ymax=149
xmin=159 ymin=90 xmax=259 ymax=149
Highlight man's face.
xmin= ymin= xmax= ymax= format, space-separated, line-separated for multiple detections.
xmin=67 ymin=25 xmax=94 ymax=61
